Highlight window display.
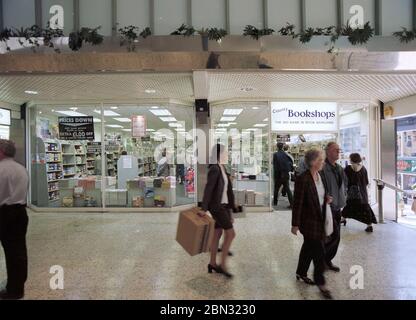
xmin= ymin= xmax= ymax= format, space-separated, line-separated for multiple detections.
xmin=29 ymin=104 xmax=196 ymax=209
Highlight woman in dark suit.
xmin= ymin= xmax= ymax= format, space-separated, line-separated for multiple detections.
xmin=292 ymin=148 xmax=334 ymax=299
xmin=199 ymin=144 xmax=236 ymax=278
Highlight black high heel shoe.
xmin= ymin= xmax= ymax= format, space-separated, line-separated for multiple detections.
xmin=216 ymin=266 xmax=233 ymax=279
xmin=208 ymin=264 xmax=219 ymax=273
xmin=318 ymin=286 xmax=333 ymax=300
xmin=296 ymin=274 xmax=315 ymax=285
xmin=341 ymin=219 xmax=347 ymax=226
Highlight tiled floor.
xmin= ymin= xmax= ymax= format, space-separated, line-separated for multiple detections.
xmin=1 ymin=208 xmax=416 ymax=300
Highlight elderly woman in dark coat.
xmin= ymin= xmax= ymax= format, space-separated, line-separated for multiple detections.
xmin=292 ymin=148 xmax=334 ymax=299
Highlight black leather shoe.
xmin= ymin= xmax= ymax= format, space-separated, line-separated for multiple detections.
xmin=0 ymin=290 xmax=24 ymax=300
xmin=326 ymin=263 xmax=340 ymax=272
xmin=365 ymin=226 xmax=373 ymax=233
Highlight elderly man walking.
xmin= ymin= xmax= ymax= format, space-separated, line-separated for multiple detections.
xmin=320 ymin=142 xmax=347 ymax=272
xmin=0 ymin=139 xmax=29 ymax=300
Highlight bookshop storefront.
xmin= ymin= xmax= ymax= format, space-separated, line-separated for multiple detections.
xmin=28 ymin=102 xmax=197 ymax=211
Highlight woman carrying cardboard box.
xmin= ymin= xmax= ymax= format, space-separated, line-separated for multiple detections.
xmin=199 ymin=144 xmax=237 ymax=279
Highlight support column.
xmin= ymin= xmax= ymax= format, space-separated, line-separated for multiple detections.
xmin=0 ymin=0 xmax=3 ymax=30
xmin=74 ymin=0 xmax=80 ymax=31
xmin=35 ymin=0 xmax=42 ymax=27
xmin=111 ymin=0 xmax=117 ymax=36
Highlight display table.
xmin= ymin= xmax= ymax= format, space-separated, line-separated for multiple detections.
xmin=233 ymin=179 xmax=269 ymax=207
xmin=59 ymin=177 xmax=102 ymax=207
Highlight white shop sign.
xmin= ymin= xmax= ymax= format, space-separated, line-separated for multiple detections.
xmin=271 ymin=102 xmax=338 ymax=132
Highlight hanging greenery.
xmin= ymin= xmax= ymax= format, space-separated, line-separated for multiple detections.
xmin=170 ymin=24 xmax=196 ymax=36
xmin=69 ymin=26 xmax=104 ymax=51
xmin=116 ymin=25 xmax=152 ymax=52
xmin=197 ymin=27 xmax=228 ymax=42
xmin=393 ymin=27 xmax=416 ymax=43
xmin=243 ymin=25 xmax=275 ymax=40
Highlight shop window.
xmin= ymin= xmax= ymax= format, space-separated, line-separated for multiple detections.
xmin=79 ymin=0 xmax=113 ymax=36
xmin=211 ymin=103 xmax=270 ymax=207
xmin=29 ymin=105 xmax=103 ymax=208
xmin=29 ymin=104 xmax=196 ymax=209
xmin=2 ymin=0 xmax=36 ymax=29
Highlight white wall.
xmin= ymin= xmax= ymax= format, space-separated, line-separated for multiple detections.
xmin=154 ymin=0 xmax=188 ymax=35
xmin=80 ymin=0 xmax=113 ymax=36
xmin=304 ymin=0 xmax=337 ymax=28
xmin=2 ymin=0 xmax=35 ymax=29
xmin=191 ymin=0 xmax=226 ymax=29
xmin=229 ymin=0 xmax=263 ymax=34
xmin=381 ymin=0 xmax=413 ymax=36
xmin=117 ymin=0 xmax=150 ymax=30
xmin=386 ymin=95 xmax=416 ymax=120
xmin=266 ymin=0 xmax=301 ymax=32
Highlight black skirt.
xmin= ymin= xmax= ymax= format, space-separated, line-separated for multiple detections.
xmin=211 ymin=205 xmax=233 ymax=230
xmin=342 ymin=200 xmax=377 ymax=225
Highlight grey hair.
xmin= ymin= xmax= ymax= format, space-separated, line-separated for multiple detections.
xmin=304 ymin=148 xmax=323 ymax=168
xmin=0 ymin=139 xmax=16 ymax=158
xmin=325 ymin=141 xmax=338 ymax=154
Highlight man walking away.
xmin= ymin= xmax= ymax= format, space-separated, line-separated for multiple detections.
xmin=0 ymin=140 xmax=29 ymax=300
xmin=320 ymin=142 xmax=347 ymax=272
xmin=273 ymin=143 xmax=294 ymax=209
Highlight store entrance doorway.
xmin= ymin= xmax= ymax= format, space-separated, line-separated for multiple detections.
xmin=271 ymin=132 xmax=337 ymax=210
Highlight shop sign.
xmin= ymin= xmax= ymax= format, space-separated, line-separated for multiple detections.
xmin=58 ymin=117 xmax=94 ymax=140
xmin=0 ymin=108 xmax=11 ymax=126
xmin=276 ymin=134 xmax=291 ymax=143
xmin=87 ymin=142 xmax=101 ymax=154
xmin=397 ymin=159 xmax=416 ymax=173
xmin=271 ymin=102 xmax=338 ymax=132
xmin=132 ymin=116 xmax=146 ymax=138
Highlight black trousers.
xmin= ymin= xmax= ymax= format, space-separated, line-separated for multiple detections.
xmin=273 ymin=176 xmax=293 ymax=206
xmin=296 ymin=237 xmax=326 ymax=286
xmin=325 ymin=208 xmax=341 ymax=265
xmin=0 ymin=205 xmax=29 ymax=295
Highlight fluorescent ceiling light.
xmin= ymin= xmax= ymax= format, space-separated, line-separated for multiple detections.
xmin=55 ymin=110 xmax=88 ymax=117
xmin=176 ymin=128 xmax=185 ymax=132
xmin=252 ymin=107 xmax=260 ymax=110
xmin=24 ymin=90 xmax=38 ymax=95
xmin=217 ymin=123 xmax=231 ymax=127
xmin=69 ymin=107 xmax=78 ymax=111
xmin=223 ymin=109 xmax=243 ymax=116
xmin=169 ymin=122 xmax=182 ymax=127
xmin=110 ymin=106 xmax=118 ymax=110
xmin=114 ymin=118 xmax=131 ymax=123
xmin=106 ymin=124 xmax=124 ymax=128
xmin=159 ymin=117 xmax=177 ymax=122
xmin=263 ymin=118 xmax=269 ymax=122
xmin=94 ymin=110 xmax=121 ymax=116
xmin=93 ymin=118 xmax=101 ymax=123
xmin=150 ymin=109 xmax=171 ymax=116
xmin=146 ymin=129 xmax=155 ymax=132
xmin=253 ymin=124 xmax=268 ymax=127
xmin=151 ymin=106 xmax=159 ymax=109
xmin=243 ymin=128 xmax=258 ymax=132
xmin=121 ymin=129 xmax=131 ymax=132
xmin=220 ymin=116 xmax=237 ymax=122
xmin=145 ymin=89 xmax=156 ymax=94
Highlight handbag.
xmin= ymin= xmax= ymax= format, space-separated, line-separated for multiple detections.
xmin=324 ymin=203 xmax=334 ymax=237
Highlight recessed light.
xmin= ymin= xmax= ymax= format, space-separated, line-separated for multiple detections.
xmin=110 ymin=106 xmax=118 ymax=110
xmin=51 ymin=109 xmax=55 ymax=112
xmin=94 ymin=110 xmax=120 ymax=116
xmin=69 ymin=107 xmax=78 ymax=111
xmin=93 ymin=118 xmax=101 ymax=123
xmin=253 ymin=123 xmax=268 ymax=127
xmin=55 ymin=110 xmax=88 ymax=117
xmin=114 ymin=118 xmax=131 ymax=123
xmin=121 ymin=129 xmax=131 ymax=132
xmin=223 ymin=109 xmax=243 ymax=116
xmin=146 ymin=129 xmax=155 ymax=132
xmin=25 ymin=90 xmax=38 ymax=95
xmin=106 ymin=124 xmax=124 ymax=128
xmin=151 ymin=106 xmax=159 ymax=109
xmin=169 ymin=122 xmax=182 ymax=128
xmin=39 ymin=111 xmax=42 ymax=114
xmin=217 ymin=123 xmax=231 ymax=127
xmin=220 ymin=116 xmax=237 ymax=122
xmin=145 ymin=89 xmax=156 ymax=94
xmin=159 ymin=117 xmax=177 ymax=122
xmin=252 ymin=107 xmax=260 ymax=110
xmin=263 ymin=118 xmax=269 ymax=122
xmin=175 ymin=128 xmax=186 ymax=132
xmin=150 ymin=109 xmax=171 ymax=116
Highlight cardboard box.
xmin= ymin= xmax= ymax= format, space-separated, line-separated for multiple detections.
xmin=255 ymin=192 xmax=265 ymax=206
xmin=235 ymin=190 xmax=246 ymax=205
xmin=176 ymin=207 xmax=215 ymax=256
xmin=246 ymin=190 xmax=255 ymax=206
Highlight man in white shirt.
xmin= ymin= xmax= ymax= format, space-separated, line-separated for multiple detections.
xmin=0 ymin=139 xmax=29 ymax=300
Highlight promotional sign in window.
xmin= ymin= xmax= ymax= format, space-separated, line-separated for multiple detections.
xmin=58 ymin=117 xmax=95 ymax=140
xmin=132 ymin=116 xmax=146 ymax=138
xmin=397 ymin=159 xmax=416 ymax=173
xmin=0 ymin=125 xmax=10 ymax=139
xmin=0 ymin=108 xmax=11 ymax=126
xmin=271 ymin=102 xmax=338 ymax=132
